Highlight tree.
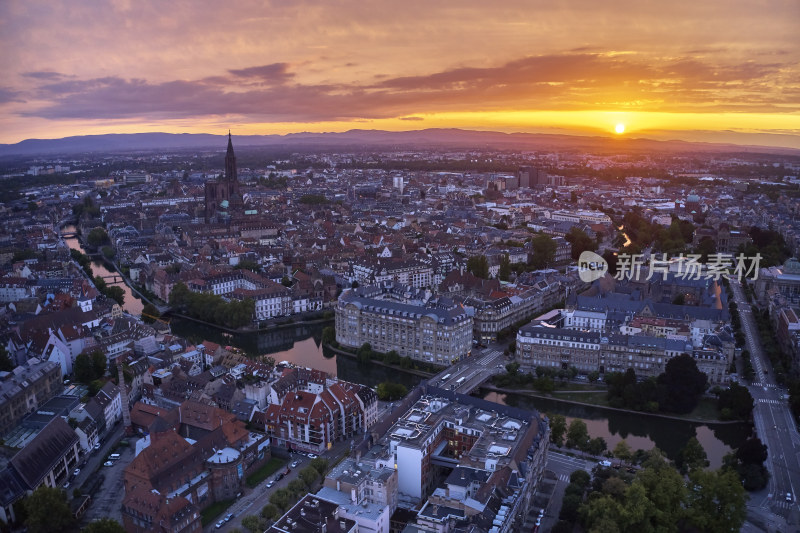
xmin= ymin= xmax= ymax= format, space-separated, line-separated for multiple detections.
xmin=269 ymin=488 xmax=291 ymax=511
xmin=287 ymin=479 xmax=305 ymax=496
xmin=588 ymin=370 xmax=600 ymax=383
xmin=307 ymin=458 xmax=328 ymax=476
xmin=695 ymin=237 xmax=717 ymax=263
xmin=91 ymin=351 xmax=107 ymax=378
xmin=24 ymin=486 xmax=75 ymax=533
xmin=261 ymin=504 xmax=280 ymax=520
xmin=530 ymin=233 xmax=556 ymax=269
xmin=82 ymin=518 xmax=126 ymax=533
xmin=566 ymin=418 xmax=590 ymax=450
xmin=376 ymin=382 xmax=408 ymax=401
xmin=612 ymin=440 xmax=633 ymax=464
xmin=736 ymin=437 xmax=767 ymax=466
xmin=321 ymin=326 xmax=336 ymax=346
xmin=299 ymin=466 xmax=319 ymax=489
xmin=241 ymin=515 xmax=265 ymax=533
xmin=101 ymin=246 xmax=115 ymax=259
xmin=87 ymin=227 xmax=110 ymax=248
xmin=0 ymin=345 xmax=14 ymax=371
xmin=549 ymin=414 xmax=567 ymax=446
xmin=466 ymin=255 xmax=489 ymax=279
xmin=141 ymin=303 xmax=161 ymax=324
xmin=657 ymin=353 xmax=708 ymax=414
xmin=676 ymin=437 xmax=709 ymax=474
xmin=566 ymin=227 xmax=595 ymax=260
xmin=498 ymin=254 xmax=511 ymax=281
xmin=686 ymin=469 xmax=747 ymax=532
xmin=587 ymin=436 xmax=608 ymax=456
xmin=74 ymin=352 xmax=96 ymax=383
xmin=105 ymin=286 xmax=125 ymax=306
xmin=717 ymin=382 xmax=754 ymax=421
xmin=570 ymin=469 xmax=591 ymax=488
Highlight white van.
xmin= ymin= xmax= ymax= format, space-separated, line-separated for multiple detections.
xmin=109 ymin=453 xmax=121 ymax=461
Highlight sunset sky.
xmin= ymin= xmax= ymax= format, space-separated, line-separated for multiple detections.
xmin=1 ymin=0 xmax=799 ymax=147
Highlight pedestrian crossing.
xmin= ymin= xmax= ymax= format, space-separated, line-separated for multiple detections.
xmin=757 ymin=399 xmax=783 ymax=405
xmin=557 ymin=473 xmax=570 ymax=482
xmin=772 ymin=500 xmax=795 ymax=510
xmin=752 ymin=383 xmax=781 ymax=389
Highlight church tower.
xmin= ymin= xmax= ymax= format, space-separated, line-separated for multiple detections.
xmin=204 ymin=131 xmax=242 ymax=222
xmin=225 ymin=131 xmax=237 ymax=184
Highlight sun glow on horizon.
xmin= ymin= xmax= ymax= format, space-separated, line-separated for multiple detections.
xmin=615 ymin=123 xmax=626 ymax=134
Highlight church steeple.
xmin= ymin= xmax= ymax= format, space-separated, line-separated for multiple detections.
xmin=225 ymin=131 xmax=237 ymax=182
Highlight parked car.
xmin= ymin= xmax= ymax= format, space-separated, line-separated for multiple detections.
xmin=307 ymin=453 xmax=318 ymax=459
xmin=73 ymin=468 xmax=81 ymax=477
xmin=94 ymin=443 xmax=101 ymax=451
xmin=103 ymin=461 xmax=114 ymax=467
xmin=224 ymin=513 xmax=234 ymax=522
xmin=291 ymin=460 xmax=300 ymax=468
xmin=266 ymin=480 xmax=275 ymax=488
xmin=216 ymin=520 xmax=224 ymax=529
xmin=787 ymin=493 xmax=793 ymax=502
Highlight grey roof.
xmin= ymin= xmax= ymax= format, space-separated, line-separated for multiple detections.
xmin=10 ymin=417 xmax=78 ymax=489
xmin=340 ymin=283 xmax=469 ymax=325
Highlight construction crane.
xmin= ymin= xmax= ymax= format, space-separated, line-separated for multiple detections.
xmin=141 ymin=312 xmax=171 ymax=326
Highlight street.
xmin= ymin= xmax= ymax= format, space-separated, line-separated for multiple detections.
xmin=208 ymin=439 xmax=353 ymax=532
xmin=731 ymin=281 xmax=800 ymax=530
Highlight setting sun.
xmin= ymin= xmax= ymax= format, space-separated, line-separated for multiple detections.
xmin=615 ymin=123 xmax=625 ymax=134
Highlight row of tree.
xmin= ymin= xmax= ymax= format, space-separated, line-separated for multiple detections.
xmin=606 ymin=354 xmax=708 ymax=414
xmin=169 ymin=282 xmax=254 ymax=329
xmin=554 ymin=449 xmax=747 ymax=533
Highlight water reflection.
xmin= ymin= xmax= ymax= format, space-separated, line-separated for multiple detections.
xmin=62 ymin=228 xmax=143 ymax=315
xmin=171 ymin=319 xmax=422 ymax=391
xmin=480 ymin=390 xmax=750 ymax=469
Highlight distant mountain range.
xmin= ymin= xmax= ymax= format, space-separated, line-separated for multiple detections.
xmin=1 ymin=128 xmax=799 ymax=157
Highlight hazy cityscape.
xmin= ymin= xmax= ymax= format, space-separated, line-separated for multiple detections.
xmin=2 ymin=1 xmax=800 ymax=533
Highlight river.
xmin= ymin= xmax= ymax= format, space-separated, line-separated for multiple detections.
xmin=170 ymin=319 xmax=422 ymax=391
xmin=62 ymin=226 xmax=144 ymax=315
xmin=478 ymin=390 xmax=750 ymax=469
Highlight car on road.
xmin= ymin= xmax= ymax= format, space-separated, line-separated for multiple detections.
xmin=787 ymin=493 xmax=793 ymax=502
xmin=307 ymin=453 xmax=318 ymax=459
xmin=291 ymin=460 xmax=300 ymax=468
xmin=73 ymin=468 xmax=81 ymax=477
xmin=216 ymin=520 xmax=224 ymax=529
xmin=536 ymin=517 xmax=542 ymax=527
xmin=94 ymin=443 xmax=101 ymax=451
xmin=104 ymin=461 xmax=114 ymax=467
xmin=266 ymin=480 xmax=275 ymax=488
xmin=225 ymin=513 xmax=234 ymax=522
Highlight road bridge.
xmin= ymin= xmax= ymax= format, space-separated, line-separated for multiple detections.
xmin=432 ymin=348 xmax=508 ymax=394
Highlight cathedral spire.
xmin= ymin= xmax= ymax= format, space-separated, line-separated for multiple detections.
xmin=225 ymin=131 xmax=237 ymax=182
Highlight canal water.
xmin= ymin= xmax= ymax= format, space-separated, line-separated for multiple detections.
xmin=479 ymin=390 xmax=750 ymax=469
xmin=170 ymin=319 xmax=422 ymax=392
xmin=63 ymin=226 xmax=143 ymax=315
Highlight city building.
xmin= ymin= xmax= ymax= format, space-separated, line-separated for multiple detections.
xmin=0 ymin=359 xmax=62 ymax=436
xmin=0 ymin=417 xmax=80 ymax=524
xmin=267 ymin=494 xmax=357 ymax=533
xmin=335 ymin=282 xmax=473 ymax=364
xmin=366 ymin=388 xmax=549 ymax=532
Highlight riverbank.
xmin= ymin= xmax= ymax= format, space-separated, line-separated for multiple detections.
xmin=170 ymin=312 xmax=335 ymax=334
xmin=323 ymin=344 xmax=437 ymax=379
xmin=480 ymin=383 xmax=740 ymax=424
